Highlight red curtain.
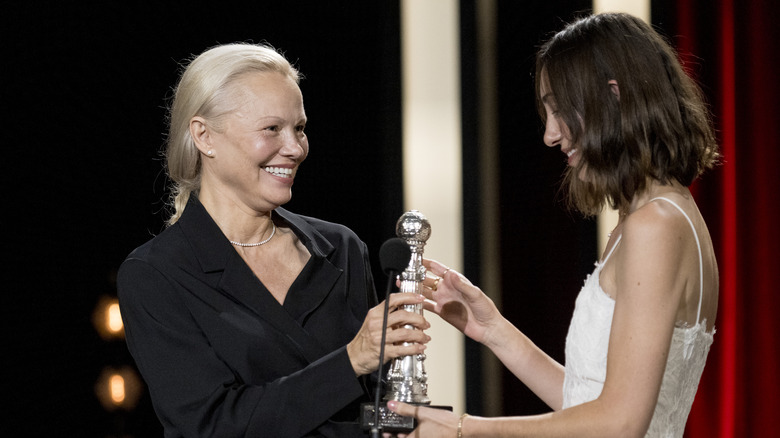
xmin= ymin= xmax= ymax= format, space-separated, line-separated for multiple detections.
xmin=671 ymin=0 xmax=780 ymax=436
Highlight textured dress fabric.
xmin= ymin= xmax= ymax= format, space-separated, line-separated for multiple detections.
xmin=562 ymin=197 xmax=715 ymax=437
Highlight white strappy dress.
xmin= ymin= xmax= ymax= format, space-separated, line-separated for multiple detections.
xmin=561 ymin=197 xmax=715 ymax=438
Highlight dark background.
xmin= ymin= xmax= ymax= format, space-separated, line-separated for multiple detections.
xmin=7 ymin=2 xmax=404 ymax=436
xmin=4 ymin=1 xmax=639 ymax=436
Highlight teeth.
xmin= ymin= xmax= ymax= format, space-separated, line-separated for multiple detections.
xmin=567 ymin=149 xmax=577 ymax=157
xmin=264 ymin=166 xmax=293 ymax=177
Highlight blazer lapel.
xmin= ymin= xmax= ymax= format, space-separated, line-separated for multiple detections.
xmin=178 ymin=197 xmax=340 ymax=363
xmin=274 ymin=208 xmax=343 ymax=324
xmin=218 ymin=253 xmax=330 ymax=362
xmin=283 ymin=254 xmax=342 ymax=324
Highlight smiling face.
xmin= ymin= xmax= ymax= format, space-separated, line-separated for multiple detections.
xmin=539 ymin=73 xmax=579 ymax=167
xmin=193 ymin=71 xmax=309 ymax=214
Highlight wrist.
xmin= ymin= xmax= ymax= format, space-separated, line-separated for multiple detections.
xmin=345 ymin=340 xmax=365 ymax=376
xmin=482 ymin=316 xmax=513 ymax=350
xmin=458 ymin=413 xmax=469 ymax=438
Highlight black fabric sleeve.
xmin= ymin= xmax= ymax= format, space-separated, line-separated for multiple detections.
xmin=118 ymin=258 xmax=365 ymax=438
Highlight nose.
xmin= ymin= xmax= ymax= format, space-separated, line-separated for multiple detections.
xmin=280 ymin=131 xmax=308 ymax=161
xmin=543 ymin=116 xmax=562 ymax=148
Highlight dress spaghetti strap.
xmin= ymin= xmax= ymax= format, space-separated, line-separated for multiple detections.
xmin=601 ymin=234 xmax=622 ymax=266
xmin=649 ymin=197 xmax=705 ymax=325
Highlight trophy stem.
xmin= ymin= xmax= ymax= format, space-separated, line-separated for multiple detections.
xmin=362 ymin=210 xmax=450 ymax=432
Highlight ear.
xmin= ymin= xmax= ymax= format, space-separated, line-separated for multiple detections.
xmin=189 ymin=116 xmax=213 ymax=156
xmin=608 ymin=79 xmax=620 ymax=99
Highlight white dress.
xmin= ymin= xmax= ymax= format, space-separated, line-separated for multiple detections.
xmin=561 ymin=197 xmax=715 ymax=437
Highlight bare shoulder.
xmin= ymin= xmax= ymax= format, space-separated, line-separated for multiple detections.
xmin=621 ymin=199 xmax=694 ymax=255
xmin=615 ymin=196 xmax=702 ymax=296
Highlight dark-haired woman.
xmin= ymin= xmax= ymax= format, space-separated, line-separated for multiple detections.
xmin=389 ymin=12 xmax=719 ymax=438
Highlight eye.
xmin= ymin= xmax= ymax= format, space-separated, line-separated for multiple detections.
xmin=295 ymin=124 xmax=306 ymax=133
xmin=264 ymin=125 xmax=281 ymax=132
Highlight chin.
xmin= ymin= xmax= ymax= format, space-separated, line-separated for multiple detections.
xmin=268 ymin=193 xmax=293 ymax=209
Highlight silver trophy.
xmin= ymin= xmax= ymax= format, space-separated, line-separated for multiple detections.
xmin=361 ymin=210 xmax=450 ymax=432
xmin=384 ymin=210 xmax=432 ymax=405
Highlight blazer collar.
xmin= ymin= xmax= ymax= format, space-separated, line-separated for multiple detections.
xmin=176 ymin=196 xmax=341 ymax=361
xmin=177 ymin=196 xmax=336 ymax=273
xmin=274 ymin=207 xmax=337 ymax=260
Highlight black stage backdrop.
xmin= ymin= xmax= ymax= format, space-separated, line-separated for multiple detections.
xmin=488 ymin=0 xmax=597 ymax=417
xmin=6 ymin=1 xmax=600 ymax=436
xmin=6 ymin=2 xmax=401 ymax=436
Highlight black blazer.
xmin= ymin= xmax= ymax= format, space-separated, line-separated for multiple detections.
xmin=118 ymin=197 xmax=378 ymax=437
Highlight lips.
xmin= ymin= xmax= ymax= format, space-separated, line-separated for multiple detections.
xmin=564 ymin=148 xmax=578 ymax=166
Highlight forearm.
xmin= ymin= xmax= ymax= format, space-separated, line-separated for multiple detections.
xmin=483 ymin=317 xmax=565 ymax=410
xmin=134 ymin=339 xmax=365 ymax=437
xmin=244 ymin=347 xmax=367 ymax=436
xmin=461 ymin=398 xmax=642 ymax=438
xmin=119 ymin=260 xmax=366 ymax=437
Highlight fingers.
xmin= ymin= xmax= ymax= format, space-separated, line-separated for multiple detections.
xmin=383 ymin=294 xmax=431 ymax=359
xmin=348 ymin=293 xmax=432 ymax=375
xmin=386 ymin=401 xmax=419 ymax=438
xmin=387 ymin=291 xmax=426 ymax=309
xmin=387 ymin=400 xmax=417 ymax=418
xmin=374 ymin=293 xmax=430 ymax=333
xmin=423 ymin=259 xmax=449 ymax=277
xmin=421 ymin=298 xmax=437 ymax=313
xmin=422 ymin=261 xmax=481 ymax=302
xmin=384 ymin=295 xmax=429 ymax=327
xmin=421 ymin=271 xmax=446 ymax=296
xmin=386 ymin=305 xmax=426 ymax=326
xmin=422 ymin=259 xmax=455 ymax=290
xmin=384 ymin=326 xmax=430 ymax=348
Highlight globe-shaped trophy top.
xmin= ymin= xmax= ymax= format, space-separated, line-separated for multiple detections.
xmin=395 ymin=210 xmax=431 ymax=243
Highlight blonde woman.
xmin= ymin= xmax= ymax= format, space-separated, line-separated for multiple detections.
xmin=118 ymin=43 xmax=429 ymax=438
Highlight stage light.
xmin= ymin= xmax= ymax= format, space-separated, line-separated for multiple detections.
xmin=93 ymin=295 xmax=125 ymax=340
xmin=95 ymin=366 xmax=143 ymax=411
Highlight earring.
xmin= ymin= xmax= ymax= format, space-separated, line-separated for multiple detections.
xmin=207 ymin=150 xmax=213 ymax=156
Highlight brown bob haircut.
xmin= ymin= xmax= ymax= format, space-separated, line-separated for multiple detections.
xmin=534 ymin=13 xmax=719 ymax=216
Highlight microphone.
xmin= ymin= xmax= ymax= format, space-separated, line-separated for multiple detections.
xmin=371 ymin=238 xmax=411 ymax=437
xmin=379 ymin=237 xmax=412 ymax=275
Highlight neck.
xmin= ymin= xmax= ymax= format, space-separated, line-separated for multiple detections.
xmin=198 ymin=186 xmax=276 ymax=244
xmin=624 ymin=179 xmax=689 ymax=216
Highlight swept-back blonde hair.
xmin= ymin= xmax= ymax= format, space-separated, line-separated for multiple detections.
xmin=535 ymin=13 xmax=719 ymax=215
xmin=164 ymin=43 xmax=300 ymax=225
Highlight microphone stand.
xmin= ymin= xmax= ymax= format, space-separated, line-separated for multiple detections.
xmin=370 ymin=271 xmax=397 ymax=438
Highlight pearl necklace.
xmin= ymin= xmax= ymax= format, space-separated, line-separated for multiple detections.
xmin=229 ymin=223 xmax=276 ymax=247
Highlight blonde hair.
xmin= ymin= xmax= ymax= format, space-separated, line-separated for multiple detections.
xmin=164 ymin=43 xmax=300 ymax=225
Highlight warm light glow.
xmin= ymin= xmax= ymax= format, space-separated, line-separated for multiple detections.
xmin=93 ymin=295 xmax=125 ymax=340
xmin=95 ymin=366 xmax=143 ymax=411
xmin=110 ymin=374 xmax=126 ymax=404
xmin=107 ymin=303 xmax=123 ymax=333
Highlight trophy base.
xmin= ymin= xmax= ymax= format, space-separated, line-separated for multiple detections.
xmin=360 ymin=402 xmax=452 ymax=432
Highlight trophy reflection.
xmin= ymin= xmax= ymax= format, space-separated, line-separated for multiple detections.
xmin=362 ymin=210 xmax=450 ymax=432
xmin=384 ymin=210 xmax=431 ymax=408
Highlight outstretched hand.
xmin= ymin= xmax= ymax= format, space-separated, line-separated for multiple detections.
xmin=420 ymin=259 xmax=503 ymax=345
xmin=383 ymin=401 xmax=461 ymax=438
xmin=347 ymin=292 xmax=431 ymax=376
